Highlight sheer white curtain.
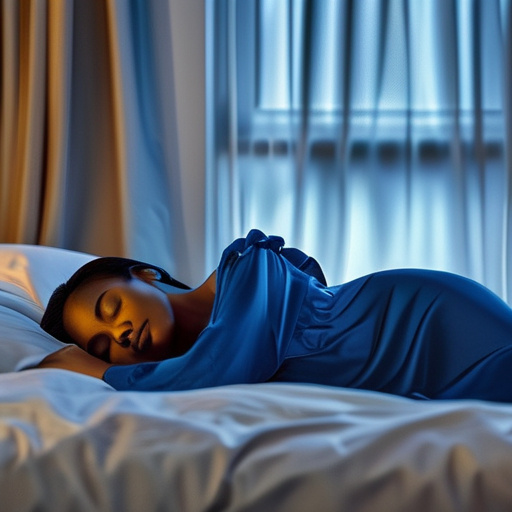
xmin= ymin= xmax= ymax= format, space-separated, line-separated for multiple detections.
xmin=207 ymin=0 xmax=512 ymax=301
xmin=0 ymin=0 xmax=205 ymax=285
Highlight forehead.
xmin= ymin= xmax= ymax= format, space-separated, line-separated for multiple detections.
xmin=66 ymin=276 xmax=127 ymax=309
xmin=63 ymin=277 xmax=128 ymax=331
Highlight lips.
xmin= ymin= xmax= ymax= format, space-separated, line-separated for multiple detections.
xmin=133 ymin=319 xmax=151 ymax=353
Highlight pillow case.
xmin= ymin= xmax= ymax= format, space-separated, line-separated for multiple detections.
xmin=0 ymin=244 xmax=95 ymax=372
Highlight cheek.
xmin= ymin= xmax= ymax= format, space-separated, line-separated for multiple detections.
xmin=142 ymin=293 xmax=175 ymax=356
xmin=150 ymin=302 xmax=175 ymax=346
xmin=63 ymin=306 xmax=97 ymax=351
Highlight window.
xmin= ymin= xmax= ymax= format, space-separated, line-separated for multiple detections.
xmin=207 ymin=0 xmax=509 ymax=293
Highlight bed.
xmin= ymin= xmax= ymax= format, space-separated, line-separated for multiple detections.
xmin=1 ymin=243 xmax=512 ymax=512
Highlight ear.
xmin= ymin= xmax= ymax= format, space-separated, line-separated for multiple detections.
xmin=130 ymin=266 xmax=162 ymax=283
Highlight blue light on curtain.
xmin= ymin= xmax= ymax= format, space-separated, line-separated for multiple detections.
xmin=206 ymin=0 xmax=512 ymax=301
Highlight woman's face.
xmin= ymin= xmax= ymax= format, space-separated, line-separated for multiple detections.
xmin=62 ymin=275 xmax=176 ymax=364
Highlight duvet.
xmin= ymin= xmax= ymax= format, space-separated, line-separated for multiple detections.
xmin=1 ymin=244 xmax=512 ymax=512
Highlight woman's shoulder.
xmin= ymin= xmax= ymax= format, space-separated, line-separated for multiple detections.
xmin=223 ymin=230 xmax=284 ymax=255
xmin=218 ymin=230 xmax=327 ymax=285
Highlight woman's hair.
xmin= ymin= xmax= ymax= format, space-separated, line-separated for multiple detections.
xmin=40 ymin=256 xmax=190 ymax=344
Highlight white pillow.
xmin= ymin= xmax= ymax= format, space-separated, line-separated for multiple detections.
xmin=0 ymin=245 xmax=95 ymax=372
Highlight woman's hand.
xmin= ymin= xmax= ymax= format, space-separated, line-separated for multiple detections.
xmin=35 ymin=345 xmax=113 ymax=380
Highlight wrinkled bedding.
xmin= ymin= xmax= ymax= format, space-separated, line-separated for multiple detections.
xmin=1 ymin=244 xmax=512 ymax=512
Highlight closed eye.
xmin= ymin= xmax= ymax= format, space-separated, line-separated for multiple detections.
xmin=95 ymin=291 xmax=121 ymax=321
xmin=107 ymin=297 xmax=121 ymax=319
xmin=95 ymin=292 xmax=107 ymax=320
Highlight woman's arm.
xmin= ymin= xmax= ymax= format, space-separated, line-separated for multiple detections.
xmin=35 ymin=345 xmax=112 ymax=379
xmin=104 ymin=231 xmax=309 ymax=392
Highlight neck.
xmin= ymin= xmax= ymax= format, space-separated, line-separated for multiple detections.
xmin=167 ymin=273 xmax=216 ymax=356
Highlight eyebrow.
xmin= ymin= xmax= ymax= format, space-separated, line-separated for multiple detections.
xmin=95 ymin=291 xmax=107 ymax=320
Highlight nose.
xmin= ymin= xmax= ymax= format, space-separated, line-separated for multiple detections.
xmin=112 ymin=322 xmax=133 ymax=348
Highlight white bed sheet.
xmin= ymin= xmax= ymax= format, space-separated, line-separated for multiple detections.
xmin=2 ymin=372 xmax=512 ymax=512
xmin=1 ymin=244 xmax=512 ymax=512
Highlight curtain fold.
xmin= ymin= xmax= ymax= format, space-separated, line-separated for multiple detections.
xmin=40 ymin=0 xmax=73 ymax=247
xmin=1 ymin=0 xmax=199 ymax=283
xmin=1 ymin=0 xmax=47 ymax=243
xmin=207 ymin=0 xmax=512 ymax=300
xmin=503 ymin=0 xmax=512 ymax=302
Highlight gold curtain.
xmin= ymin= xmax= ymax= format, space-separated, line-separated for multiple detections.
xmin=0 ymin=0 xmax=207 ymax=285
xmin=1 ymin=0 xmax=126 ymax=254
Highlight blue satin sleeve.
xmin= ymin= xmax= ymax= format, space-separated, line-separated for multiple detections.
xmin=281 ymin=248 xmax=327 ymax=285
xmin=104 ymin=229 xmax=512 ymax=401
xmin=103 ymin=230 xmax=309 ymax=391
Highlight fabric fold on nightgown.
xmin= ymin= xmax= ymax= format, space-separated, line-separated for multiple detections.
xmin=104 ymin=230 xmax=310 ymax=391
xmin=105 ymin=230 xmax=512 ymax=402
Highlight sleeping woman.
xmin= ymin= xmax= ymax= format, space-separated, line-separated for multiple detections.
xmin=37 ymin=229 xmax=512 ymax=402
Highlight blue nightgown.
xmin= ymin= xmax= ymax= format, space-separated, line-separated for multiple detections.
xmin=104 ymin=230 xmax=512 ymax=401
